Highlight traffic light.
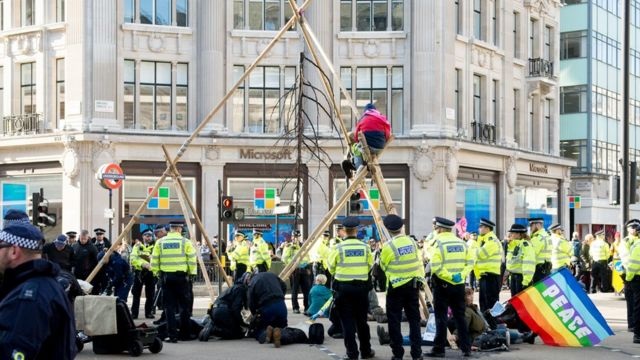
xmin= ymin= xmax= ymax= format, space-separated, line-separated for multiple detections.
xmin=36 ymin=200 xmax=56 ymax=227
xmin=221 ymin=196 xmax=234 ymax=221
xmin=349 ymin=192 xmax=363 ymax=213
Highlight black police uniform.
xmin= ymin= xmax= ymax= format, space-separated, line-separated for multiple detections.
xmin=0 ymin=259 xmax=77 ymax=359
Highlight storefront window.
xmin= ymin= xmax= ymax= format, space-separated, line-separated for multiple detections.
xmin=332 ymin=178 xmax=404 ymax=241
xmin=514 ymin=180 xmax=559 ymax=229
xmin=227 ymin=178 xmax=303 ymax=245
xmin=456 ymin=179 xmax=497 ymax=234
xmin=0 ymin=174 xmax=62 ymax=239
xmin=122 ymin=176 xmax=196 ymax=238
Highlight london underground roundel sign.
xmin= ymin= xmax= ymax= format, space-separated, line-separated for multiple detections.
xmin=96 ymin=163 xmax=125 ymax=190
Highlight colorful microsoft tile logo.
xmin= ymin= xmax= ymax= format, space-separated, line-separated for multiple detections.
xmin=254 ymin=188 xmax=277 ymax=210
xmin=569 ymin=196 xmax=581 ymax=209
xmin=361 ymin=188 xmax=380 ymax=211
xmin=148 ymin=187 xmax=170 ymax=209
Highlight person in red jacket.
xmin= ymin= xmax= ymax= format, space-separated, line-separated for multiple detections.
xmin=346 ymin=103 xmax=391 ymax=175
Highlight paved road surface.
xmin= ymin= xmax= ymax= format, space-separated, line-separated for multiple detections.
xmin=76 ymin=290 xmax=640 ymax=359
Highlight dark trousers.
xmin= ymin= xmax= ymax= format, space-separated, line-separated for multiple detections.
xmin=627 ymin=276 xmax=640 ymax=338
xmin=131 ymin=269 xmax=156 ymax=318
xmin=532 ymin=262 xmax=550 ymax=284
xmin=254 ymin=300 xmax=288 ymax=340
xmin=291 ymin=266 xmax=312 ymax=311
xmin=386 ymin=282 xmax=422 ymax=359
xmin=256 ymin=263 xmax=268 ymax=273
xmin=334 ymin=281 xmax=372 ymax=359
xmin=233 ymin=263 xmax=248 ymax=282
xmin=625 ymin=279 xmax=637 ymax=329
xmin=591 ymin=260 xmax=608 ymax=293
xmin=479 ymin=273 xmax=501 ymax=312
xmin=509 ymin=273 xmax=524 ymax=297
xmin=432 ymin=276 xmax=470 ymax=353
xmin=162 ymin=272 xmax=191 ymax=339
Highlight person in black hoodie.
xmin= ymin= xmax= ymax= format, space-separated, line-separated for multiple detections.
xmin=247 ymin=271 xmax=288 ymax=341
xmin=73 ymin=229 xmax=100 ymax=292
xmin=0 ymin=223 xmax=77 ymax=359
xmin=200 ymin=274 xmax=249 ymax=341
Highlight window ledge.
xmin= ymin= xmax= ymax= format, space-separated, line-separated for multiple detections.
xmin=121 ymin=23 xmax=193 ymax=35
xmin=337 ymin=31 xmax=407 ymax=40
xmin=230 ymin=29 xmax=299 ymax=38
xmin=1 ymin=22 xmax=66 ymax=37
xmin=513 ymin=58 xmax=527 ymax=67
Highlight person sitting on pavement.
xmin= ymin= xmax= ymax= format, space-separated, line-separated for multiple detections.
xmin=200 ymin=274 xmax=249 ymax=341
xmin=307 ymin=274 xmax=332 ymax=317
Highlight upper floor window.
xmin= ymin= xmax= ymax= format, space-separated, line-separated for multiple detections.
xmin=513 ymin=11 xmax=520 ymax=58
xmin=560 ymin=85 xmax=587 ymax=114
xmin=564 ymin=0 xmax=586 ymax=3
xmin=56 ymin=0 xmax=65 ymax=22
xmin=22 ymin=0 xmax=35 ymax=26
xmin=543 ymin=98 xmax=551 ymax=153
xmin=560 ymin=31 xmax=587 ymax=59
xmin=340 ymin=66 xmax=404 ymax=134
xmin=233 ymin=0 xmax=294 ymax=31
xmin=232 ymin=65 xmax=296 ymax=134
xmin=0 ymin=1 xmax=5 ymax=30
xmin=473 ymin=0 xmax=482 ymax=39
xmin=491 ymin=0 xmax=499 ymax=45
xmin=455 ymin=0 xmax=461 ymax=35
xmin=56 ymin=59 xmax=65 ymax=125
xmin=340 ymin=0 xmax=404 ymax=32
xmin=21 ymin=62 xmax=36 ymax=114
xmin=123 ymin=60 xmax=189 ymax=131
xmin=543 ymin=25 xmax=552 ymax=61
xmin=125 ymin=0 xmax=188 ymax=27
xmin=473 ymin=74 xmax=483 ymax=123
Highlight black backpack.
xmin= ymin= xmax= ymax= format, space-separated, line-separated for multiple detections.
xmin=473 ymin=330 xmax=509 ymax=351
xmin=308 ymin=323 xmax=324 ymax=345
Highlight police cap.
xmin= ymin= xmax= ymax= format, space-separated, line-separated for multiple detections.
xmin=479 ymin=218 xmax=495 ymax=229
xmin=528 ymin=217 xmax=544 ymax=225
xmin=323 ymin=230 xmax=331 ymax=237
xmin=594 ymin=229 xmax=605 ymax=236
xmin=293 ymin=230 xmax=301 ymax=237
xmin=142 ymin=230 xmax=153 ymax=236
xmin=169 ymin=221 xmax=184 ymax=228
xmin=234 ymin=231 xmax=246 ymax=238
xmin=383 ymin=214 xmax=404 ymax=231
xmin=342 ymin=216 xmax=360 ymax=229
xmin=548 ymin=223 xmax=562 ymax=232
xmin=94 ymin=228 xmax=106 ymax=235
xmin=434 ymin=217 xmax=455 ymax=229
xmin=65 ymin=231 xmax=77 ymax=237
xmin=253 ymin=229 xmax=263 ymax=235
xmin=509 ymin=224 xmax=527 ymax=233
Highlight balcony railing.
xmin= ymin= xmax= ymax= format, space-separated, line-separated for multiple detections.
xmin=471 ymin=121 xmax=496 ymax=144
xmin=528 ymin=58 xmax=554 ymax=78
xmin=2 ymin=113 xmax=43 ymax=136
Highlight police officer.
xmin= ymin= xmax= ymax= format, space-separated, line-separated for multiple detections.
xmin=426 ymin=217 xmax=473 ymax=358
xmin=228 ymin=231 xmax=250 ymax=282
xmin=327 ymin=216 xmax=375 ymax=360
xmin=475 ymin=218 xmax=503 ymax=312
xmin=250 ymin=229 xmax=271 ymax=272
xmin=529 ymin=218 xmax=551 ymax=283
xmin=0 ymin=223 xmax=77 ymax=358
xmin=311 ymin=230 xmax=331 ymax=278
xmin=379 ymin=214 xmax=425 ymax=360
xmin=151 ymin=221 xmax=197 ymax=343
xmin=622 ymin=220 xmax=640 ymax=331
xmin=589 ymin=229 xmax=611 ymax=293
xmin=550 ymin=223 xmax=572 ymax=271
xmin=130 ymin=229 xmax=156 ymax=319
xmin=506 ymin=224 xmax=535 ymax=296
xmin=92 ymin=228 xmax=111 ymax=253
xmin=624 ymin=221 xmax=640 ymax=342
xmin=283 ymin=230 xmax=312 ymax=314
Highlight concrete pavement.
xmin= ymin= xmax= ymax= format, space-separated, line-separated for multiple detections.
xmin=76 ymin=290 xmax=640 ymax=359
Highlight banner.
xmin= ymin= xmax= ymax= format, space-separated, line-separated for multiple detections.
xmin=510 ymin=268 xmax=614 ymax=346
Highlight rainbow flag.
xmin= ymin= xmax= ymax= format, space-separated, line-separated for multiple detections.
xmin=510 ymin=268 xmax=614 ymax=346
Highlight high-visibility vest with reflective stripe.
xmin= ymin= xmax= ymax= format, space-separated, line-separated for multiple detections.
xmin=151 ymin=232 xmax=197 ymax=275
xmin=430 ymin=232 xmax=474 ymax=285
xmin=625 ymin=240 xmax=640 ymax=280
xmin=530 ymin=229 xmax=551 ymax=264
xmin=283 ymin=243 xmax=310 ymax=268
xmin=589 ymin=238 xmax=610 ymax=261
xmin=250 ymin=237 xmax=271 ymax=269
xmin=506 ymin=239 xmax=536 ymax=285
xmin=228 ymin=240 xmax=250 ymax=271
xmin=422 ymin=231 xmax=438 ymax=262
xmin=328 ymin=238 xmax=373 ymax=281
xmin=380 ymin=235 xmax=425 ymax=288
xmin=474 ymin=232 xmax=502 ymax=276
xmin=130 ymin=242 xmax=154 ymax=270
xmin=551 ymin=233 xmax=572 ymax=270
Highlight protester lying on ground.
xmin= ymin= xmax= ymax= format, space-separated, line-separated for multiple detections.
xmin=199 ymin=274 xmax=249 ymax=341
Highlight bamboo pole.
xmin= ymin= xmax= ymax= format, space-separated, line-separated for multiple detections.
xmin=279 ymin=167 xmax=369 ymax=280
xmin=85 ymin=0 xmax=313 ymax=283
xmin=171 ymin=178 xmax=217 ymax=301
xmin=162 ymin=146 xmax=233 ymax=289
